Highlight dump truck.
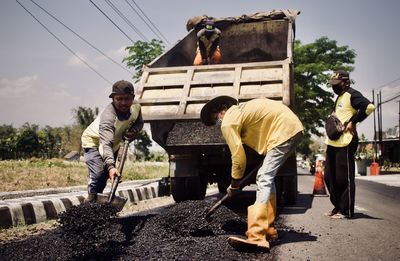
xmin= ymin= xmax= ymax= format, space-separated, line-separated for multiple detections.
xmin=135 ymin=10 xmax=300 ymax=204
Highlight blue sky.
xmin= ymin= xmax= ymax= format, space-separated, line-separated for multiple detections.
xmin=0 ymin=0 xmax=399 ymax=140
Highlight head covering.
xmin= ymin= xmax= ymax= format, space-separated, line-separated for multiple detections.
xmin=329 ymin=70 xmax=349 ymax=86
xmin=109 ymin=80 xmax=134 ymax=98
xmin=204 ymin=19 xmax=216 ymax=32
xmin=200 ymin=96 xmax=238 ymax=126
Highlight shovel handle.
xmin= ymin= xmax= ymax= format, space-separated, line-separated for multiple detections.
xmin=108 ymin=140 xmax=129 ymax=204
xmin=205 ymin=163 xmax=263 ymax=219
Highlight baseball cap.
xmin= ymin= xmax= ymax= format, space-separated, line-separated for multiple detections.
xmin=329 ymin=70 xmax=349 ymax=86
xmin=109 ymin=80 xmax=134 ymax=98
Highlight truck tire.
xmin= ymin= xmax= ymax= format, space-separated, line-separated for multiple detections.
xmin=171 ymin=176 xmax=207 ymax=202
xmin=277 ymin=175 xmax=297 ymax=205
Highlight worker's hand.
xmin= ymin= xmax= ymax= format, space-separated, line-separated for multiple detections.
xmin=227 ymin=185 xmax=241 ymax=198
xmin=124 ymin=128 xmax=139 ymax=143
xmin=108 ymin=167 xmax=121 ymax=183
xmin=345 ymin=121 xmax=356 ymax=136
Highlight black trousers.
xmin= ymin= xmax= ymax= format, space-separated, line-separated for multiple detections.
xmin=324 ymin=138 xmax=358 ymax=217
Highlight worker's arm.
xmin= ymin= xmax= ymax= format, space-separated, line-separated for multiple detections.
xmin=125 ymin=110 xmax=144 ymax=142
xmin=221 ymin=124 xmax=246 ymax=180
xmin=208 ymin=29 xmax=221 ymax=59
xmin=99 ymin=105 xmax=118 ymax=171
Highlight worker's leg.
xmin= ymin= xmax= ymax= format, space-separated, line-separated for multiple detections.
xmin=255 ymin=132 xmax=303 ymax=204
xmin=193 ymin=52 xmax=203 ymax=65
xmin=210 ymin=48 xmax=221 ymax=64
xmin=324 ymin=145 xmax=340 ymax=214
xmin=84 ymin=148 xmax=108 ymax=195
xmin=336 ymin=139 xmax=358 ymax=217
xmin=228 ymin=132 xmax=302 ymax=251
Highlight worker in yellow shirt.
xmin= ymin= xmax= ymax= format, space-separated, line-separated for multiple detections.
xmin=200 ymin=96 xmax=303 ymax=251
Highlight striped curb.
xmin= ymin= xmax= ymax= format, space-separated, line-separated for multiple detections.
xmin=0 ymin=182 xmax=162 ymax=229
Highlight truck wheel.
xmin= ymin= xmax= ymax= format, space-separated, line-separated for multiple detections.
xmin=282 ymin=175 xmax=298 ymax=205
xmin=171 ymin=176 xmax=207 ymax=202
xmin=217 ymin=175 xmax=230 ymax=193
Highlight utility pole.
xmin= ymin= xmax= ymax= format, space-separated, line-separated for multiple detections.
xmin=372 ymin=89 xmax=377 ymax=160
xmin=398 ymin=100 xmax=400 ymax=141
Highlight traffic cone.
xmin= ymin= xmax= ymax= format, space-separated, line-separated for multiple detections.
xmin=313 ymin=161 xmax=327 ymax=196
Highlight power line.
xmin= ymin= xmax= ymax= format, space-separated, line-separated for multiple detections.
xmin=124 ymin=0 xmax=170 ymax=45
xmin=89 ymin=0 xmax=135 ymax=43
xmin=129 ymin=0 xmax=170 ymax=46
xmin=29 ymin=0 xmax=132 ymax=76
xmin=381 ymin=94 xmax=400 ymax=105
xmin=376 ymin=76 xmax=400 ymax=91
xmin=105 ymin=0 xmax=148 ymax=41
xmin=16 ymin=0 xmax=112 ymax=85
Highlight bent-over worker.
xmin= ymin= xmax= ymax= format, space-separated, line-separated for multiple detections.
xmin=200 ymin=96 xmax=303 ymax=251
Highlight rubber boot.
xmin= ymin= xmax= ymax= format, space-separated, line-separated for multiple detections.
xmin=266 ymin=194 xmax=278 ymax=240
xmin=84 ymin=192 xmax=97 ymax=203
xmin=227 ymin=203 xmax=270 ymax=252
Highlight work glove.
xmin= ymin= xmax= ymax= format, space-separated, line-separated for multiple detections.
xmin=227 ymin=178 xmax=242 ymax=197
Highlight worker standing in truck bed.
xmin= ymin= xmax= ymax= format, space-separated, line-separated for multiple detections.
xmin=193 ymin=19 xmax=221 ymax=65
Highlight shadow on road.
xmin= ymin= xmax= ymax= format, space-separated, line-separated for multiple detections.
xmin=272 ymin=229 xmax=318 ymax=246
xmin=351 ymin=212 xmax=383 ymax=220
xmin=278 ymin=193 xmax=314 ymax=215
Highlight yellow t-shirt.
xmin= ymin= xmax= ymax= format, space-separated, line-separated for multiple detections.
xmin=221 ymin=98 xmax=304 ymax=179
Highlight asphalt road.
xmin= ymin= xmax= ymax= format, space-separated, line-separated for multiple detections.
xmin=274 ymin=168 xmax=400 ymax=261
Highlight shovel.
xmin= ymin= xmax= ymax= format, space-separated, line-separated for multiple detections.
xmin=95 ymin=139 xmax=130 ymax=212
xmin=204 ymin=163 xmax=262 ymax=220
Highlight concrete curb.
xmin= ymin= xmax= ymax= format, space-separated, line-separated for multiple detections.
xmin=0 ymin=182 xmax=161 ymax=229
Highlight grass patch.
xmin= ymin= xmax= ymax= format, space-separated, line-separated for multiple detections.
xmin=0 ymin=159 xmax=169 ymax=192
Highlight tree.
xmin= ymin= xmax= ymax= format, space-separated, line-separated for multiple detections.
xmin=15 ymin=123 xmax=40 ymax=158
xmin=133 ymin=130 xmax=152 ymax=161
xmin=0 ymin=124 xmax=17 ymax=159
xmin=72 ymin=106 xmax=99 ymax=130
xmin=294 ymin=37 xmax=356 ymax=156
xmin=123 ymin=39 xmax=164 ymax=81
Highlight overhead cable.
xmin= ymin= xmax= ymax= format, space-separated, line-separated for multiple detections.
xmin=30 ymin=0 xmax=131 ymax=75
xmin=105 ymin=0 xmax=148 ymax=41
xmin=89 ymin=0 xmax=135 ymax=43
xmin=129 ymin=0 xmax=170 ymax=45
xmin=125 ymin=0 xmax=170 ymax=45
xmin=16 ymin=0 xmax=112 ymax=85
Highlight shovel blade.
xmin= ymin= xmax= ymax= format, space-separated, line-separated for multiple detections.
xmin=95 ymin=193 xmax=127 ymax=212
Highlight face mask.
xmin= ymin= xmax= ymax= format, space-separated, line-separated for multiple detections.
xmin=332 ymin=84 xmax=343 ymax=95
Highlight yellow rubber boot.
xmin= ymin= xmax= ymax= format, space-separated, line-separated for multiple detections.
xmin=266 ymin=194 xmax=278 ymax=240
xmin=227 ymin=203 xmax=270 ymax=252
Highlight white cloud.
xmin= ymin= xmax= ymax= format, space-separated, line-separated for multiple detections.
xmin=67 ymin=52 xmax=95 ymax=68
xmin=0 ymin=75 xmax=38 ymax=97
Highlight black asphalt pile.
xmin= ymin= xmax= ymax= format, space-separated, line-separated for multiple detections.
xmin=124 ymin=200 xmax=272 ymax=260
xmin=166 ymin=122 xmax=225 ymax=145
xmin=57 ymin=202 xmax=125 ymax=259
xmin=0 ymin=200 xmax=275 ymax=260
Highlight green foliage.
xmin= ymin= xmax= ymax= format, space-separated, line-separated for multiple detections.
xmin=294 ymin=37 xmax=356 ymax=156
xmin=123 ymin=39 xmax=165 ymax=81
xmin=72 ymin=106 xmax=99 ymax=130
xmin=133 ymin=130 xmax=152 ymax=160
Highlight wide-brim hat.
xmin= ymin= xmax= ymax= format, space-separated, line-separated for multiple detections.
xmin=329 ymin=70 xmax=349 ymax=86
xmin=200 ymin=96 xmax=238 ymax=126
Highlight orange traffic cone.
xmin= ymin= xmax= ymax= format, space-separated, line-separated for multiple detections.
xmin=313 ymin=161 xmax=327 ymax=196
